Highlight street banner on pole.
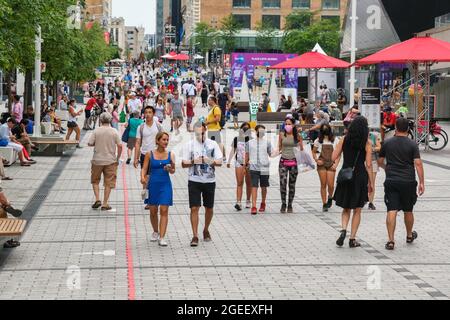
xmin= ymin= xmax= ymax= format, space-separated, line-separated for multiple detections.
xmin=360 ymin=88 xmax=381 ymax=129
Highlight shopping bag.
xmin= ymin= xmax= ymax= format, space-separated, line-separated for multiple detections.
xmin=119 ymin=110 xmax=126 ymax=123
xmin=294 ymin=143 xmax=315 ymax=173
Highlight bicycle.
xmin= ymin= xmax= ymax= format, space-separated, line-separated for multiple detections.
xmin=408 ymin=119 xmax=448 ymax=151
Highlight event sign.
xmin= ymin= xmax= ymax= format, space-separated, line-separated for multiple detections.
xmin=360 ymin=88 xmax=381 ymax=128
xmin=230 ymin=53 xmax=298 ymax=94
xmin=250 ymin=101 xmax=259 ymax=122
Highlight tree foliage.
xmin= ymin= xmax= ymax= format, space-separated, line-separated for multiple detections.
xmin=218 ymin=15 xmax=241 ymax=54
xmin=255 ymin=20 xmax=277 ymax=52
xmin=0 ymin=0 xmax=114 ymax=82
xmin=282 ymin=18 xmax=341 ymax=56
xmin=193 ymin=22 xmax=217 ymax=56
xmin=284 ymin=11 xmax=313 ymax=31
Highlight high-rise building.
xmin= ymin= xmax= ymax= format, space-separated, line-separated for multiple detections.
xmin=110 ymin=17 xmax=126 ymax=58
xmin=83 ymin=0 xmax=113 ymax=28
xmin=125 ymin=26 xmax=146 ymax=60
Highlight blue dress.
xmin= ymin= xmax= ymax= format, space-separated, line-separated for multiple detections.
xmin=147 ymin=152 xmax=173 ymax=206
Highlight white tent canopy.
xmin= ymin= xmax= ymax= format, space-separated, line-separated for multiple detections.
xmin=312 ymin=43 xmax=327 ymax=55
xmin=193 ymin=54 xmax=204 ymax=60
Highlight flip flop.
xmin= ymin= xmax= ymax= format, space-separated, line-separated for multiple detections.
xmin=2 ymin=177 xmax=13 ymax=181
xmin=101 ymin=206 xmax=112 ymax=211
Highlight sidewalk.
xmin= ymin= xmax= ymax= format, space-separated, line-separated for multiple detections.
xmin=0 ymin=107 xmax=449 ymax=300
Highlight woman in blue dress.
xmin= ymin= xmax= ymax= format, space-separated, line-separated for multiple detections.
xmin=141 ymin=132 xmax=175 ymax=247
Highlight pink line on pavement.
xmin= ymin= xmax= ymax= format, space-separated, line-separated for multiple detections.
xmin=121 ymin=135 xmax=136 ymax=300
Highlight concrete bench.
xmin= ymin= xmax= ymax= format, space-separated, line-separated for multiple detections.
xmin=0 ymin=147 xmax=18 ymax=165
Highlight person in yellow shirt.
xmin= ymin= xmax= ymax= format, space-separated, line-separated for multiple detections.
xmin=205 ymin=96 xmax=225 ymax=160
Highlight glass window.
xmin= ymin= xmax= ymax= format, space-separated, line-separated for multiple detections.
xmin=322 ymin=0 xmax=340 ymax=10
xmin=262 ymin=15 xmax=281 ymax=29
xmin=262 ymin=0 xmax=281 ymax=8
xmin=233 ymin=14 xmax=251 ymax=29
xmin=233 ymin=0 xmax=251 ymax=8
xmin=292 ymin=0 xmax=310 ymax=9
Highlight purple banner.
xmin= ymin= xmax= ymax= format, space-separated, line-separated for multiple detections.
xmin=230 ymin=53 xmax=298 ymax=94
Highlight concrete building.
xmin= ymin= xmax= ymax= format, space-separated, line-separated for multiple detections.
xmin=156 ymin=0 xmax=173 ymax=53
xmin=125 ymin=26 xmax=146 ymax=60
xmin=83 ymin=0 xmax=113 ymax=28
xmin=110 ymin=17 xmax=126 ymax=58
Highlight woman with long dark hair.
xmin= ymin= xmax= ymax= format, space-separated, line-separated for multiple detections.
xmin=312 ymin=124 xmax=340 ymax=212
xmin=332 ymin=116 xmax=374 ymax=248
xmin=278 ymin=118 xmax=304 ymax=213
xmin=227 ymin=122 xmax=252 ymax=211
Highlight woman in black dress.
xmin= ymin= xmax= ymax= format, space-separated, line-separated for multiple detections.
xmin=201 ymin=83 xmax=209 ymax=108
xmin=332 ymin=116 xmax=374 ymax=248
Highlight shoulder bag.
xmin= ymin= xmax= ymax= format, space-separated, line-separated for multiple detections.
xmin=336 ymin=149 xmax=361 ymax=184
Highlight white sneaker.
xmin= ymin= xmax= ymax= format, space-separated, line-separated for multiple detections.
xmin=158 ymin=238 xmax=168 ymax=247
xmin=150 ymin=232 xmax=159 ymax=242
xmin=246 ymin=200 xmax=251 ymax=209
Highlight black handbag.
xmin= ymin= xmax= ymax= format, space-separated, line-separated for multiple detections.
xmin=337 ymin=150 xmax=361 ymax=184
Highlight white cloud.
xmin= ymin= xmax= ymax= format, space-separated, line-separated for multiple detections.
xmin=112 ymin=0 xmax=156 ymax=34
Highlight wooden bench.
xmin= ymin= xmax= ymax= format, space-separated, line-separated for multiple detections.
xmin=31 ymin=137 xmax=79 ymax=156
xmin=0 ymin=219 xmax=27 ymax=237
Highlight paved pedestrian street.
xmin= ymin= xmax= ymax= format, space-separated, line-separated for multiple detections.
xmin=0 ymin=111 xmax=449 ymax=301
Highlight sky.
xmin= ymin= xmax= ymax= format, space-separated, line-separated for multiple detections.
xmin=112 ymin=0 xmax=156 ymax=34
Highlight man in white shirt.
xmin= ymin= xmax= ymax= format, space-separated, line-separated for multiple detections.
xmin=182 ymin=122 xmax=223 ymax=247
xmin=127 ymin=92 xmax=142 ymax=115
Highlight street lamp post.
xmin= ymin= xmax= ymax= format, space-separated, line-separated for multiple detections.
xmin=349 ymin=0 xmax=358 ymax=108
xmin=34 ymin=26 xmax=42 ymax=138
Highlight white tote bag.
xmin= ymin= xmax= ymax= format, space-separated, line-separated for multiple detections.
xmin=294 ymin=143 xmax=316 ymax=173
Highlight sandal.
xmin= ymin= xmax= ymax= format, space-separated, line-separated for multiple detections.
xmin=385 ymin=241 xmax=395 ymax=250
xmin=92 ymin=201 xmax=102 ymax=209
xmin=101 ymin=206 xmax=112 ymax=211
xmin=336 ymin=230 xmax=347 ymax=247
xmin=2 ymin=177 xmax=13 ymax=181
xmin=3 ymin=206 xmax=23 ymax=218
xmin=407 ymin=231 xmax=418 ymax=244
xmin=349 ymin=239 xmax=361 ymax=248
xmin=3 ymin=239 xmax=20 ymax=249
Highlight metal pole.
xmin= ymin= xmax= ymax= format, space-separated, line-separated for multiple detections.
xmin=424 ymin=63 xmax=431 ymax=150
xmin=315 ymin=69 xmax=319 ymax=102
xmin=349 ymin=0 xmax=358 ymax=107
xmin=414 ymin=62 xmax=419 ymax=143
xmin=34 ymin=26 xmax=42 ymax=138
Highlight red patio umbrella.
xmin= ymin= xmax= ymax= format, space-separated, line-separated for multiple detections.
xmin=356 ymin=36 xmax=450 ymax=65
xmin=271 ymin=51 xmax=351 ymax=101
xmin=356 ymin=36 xmax=450 ymax=148
xmin=173 ymin=53 xmax=190 ymax=61
xmin=271 ymin=51 xmax=351 ymax=69
xmin=161 ymin=51 xmax=178 ymax=59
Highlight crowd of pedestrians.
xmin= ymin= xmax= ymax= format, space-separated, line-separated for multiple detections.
xmin=0 ymin=59 xmax=426 ymax=253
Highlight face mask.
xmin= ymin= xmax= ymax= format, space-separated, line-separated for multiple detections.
xmin=258 ymin=131 xmax=265 ymax=138
xmin=285 ymin=125 xmax=293 ymax=134
xmin=242 ymin=127 xmax=249 ymax=133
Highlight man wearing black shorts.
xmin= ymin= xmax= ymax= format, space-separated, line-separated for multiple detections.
xmin=378 ymin=117 xmax=425 ymax=251
xmin=182 ymin=122 xmax=223 ymax=247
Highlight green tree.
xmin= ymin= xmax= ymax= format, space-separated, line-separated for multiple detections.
xmin=218 ymin=14 xmax=241 ymax=54
xmin=193 ymin=22 xmax=217 ymax=57
xmin=282 ymin=19 xmax=340 ymax=56
xmin=255 ymin=20 xmax=277 ymax=52
xmin=284 ymin=11 xmax=313 ymax=31
xmin=146 ymin=49 xmax=157 ymax=61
